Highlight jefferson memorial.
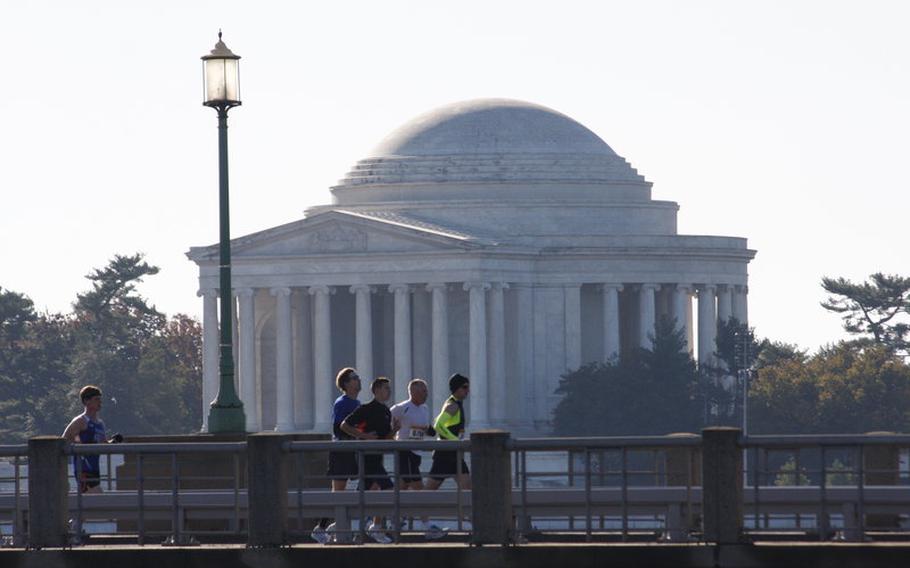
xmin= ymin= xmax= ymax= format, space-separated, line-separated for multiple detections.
xmin=188 ymin=98 xmax=755 ymax=434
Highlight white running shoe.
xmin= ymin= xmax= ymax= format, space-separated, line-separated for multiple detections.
xmin=310 ymin=524 xmax=329 ymax=544
xmin=424 ymin=524 xmax=449 ymax=540
xmin=325 ymin=522 xmax=339 ymax=543
xmin=367 ymin=521 xmax=393 ymax=544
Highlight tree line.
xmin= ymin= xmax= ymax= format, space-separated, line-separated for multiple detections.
xmin=2 ymin=253 xmax=908 ymax=441
xmin=554 ymin=273 xmax=910 ymax=436
xmin=0 ymin=254 xmax=201 ymax=442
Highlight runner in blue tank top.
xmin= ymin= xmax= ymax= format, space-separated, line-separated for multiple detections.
xmin=63 ymin=385 xmax=121 ymax=493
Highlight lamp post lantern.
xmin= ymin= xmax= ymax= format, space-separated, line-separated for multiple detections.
xmin=202 ymin=32 xmax=245 ymax=433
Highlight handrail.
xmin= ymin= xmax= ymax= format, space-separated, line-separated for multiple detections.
xmin=513 ymin=435 xmax=701 ymax=450
xmin=67 ymin=442 xmax=247 ymax=455
xmin=744 ymin=434 xmax=910 ymax=447
xmin=0 ymin=445 xmax=27 ymax=457
xmin=284 ymin=439 xmax=471 ymax=452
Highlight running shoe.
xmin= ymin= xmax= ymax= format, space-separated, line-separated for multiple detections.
xmin=424 ymin=524 xmax=449 ymax=540
xmin=310 ymin=524 xmax=329 ymax=544
xmin=367 ymin=521 xmax=393 ymax=544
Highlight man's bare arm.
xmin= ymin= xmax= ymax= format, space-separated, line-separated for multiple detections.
xmin=62 ymin=417 xmax=85 ymax=443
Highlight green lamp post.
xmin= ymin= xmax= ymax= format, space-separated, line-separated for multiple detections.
xmin=202 ymin=32 xmax=245 ymax=433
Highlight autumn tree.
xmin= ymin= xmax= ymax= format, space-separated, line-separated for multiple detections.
xmin=749 ymin=342 xmax=910 ymax=434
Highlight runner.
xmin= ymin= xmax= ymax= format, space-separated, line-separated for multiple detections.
xmin=425 ymin=374 xmax=471 ymax=491
xmin=341 ymin=376 xmax=397 ymax=544
xmin=62 ymin=385 xmax=123 ymax=493
xmin=311 ymin=367 xmax=361 ymax=544
xmin=389 ymin=378 xmax=448 ymax=540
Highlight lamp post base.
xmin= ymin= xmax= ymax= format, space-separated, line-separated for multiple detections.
xmin=208 ymin=405 xmax=247 ymax=434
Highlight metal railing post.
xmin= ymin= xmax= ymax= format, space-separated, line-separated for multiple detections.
xmin=393 ymin=448 xmax=401 ymax=543
xmin=13 ymin=456 xmax=22 ymax=546
xmin=233 ymin=452 xmax=241 ymax=536
xmin=456 ymin=448 xmax=464 ymax=533
xmin=520 ymin=450 xmax=529 ymax=534
xmin=621 ymin=447 xmax=628 ymax=541
xmin=137 ymin=454 xmax=145 ymax=545
xmin=169 ymin=453 xmax=180 ymax=544
xmin=358 ymin=450 xmax=366 ymax=543
xmin=584 ymin=448 xmax=592 ymax=542
xmin=820 ymin=446 xmax=828 ymax=540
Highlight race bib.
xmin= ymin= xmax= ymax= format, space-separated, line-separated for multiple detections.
xmin=408 ymin=429 xmax=425 ymax=440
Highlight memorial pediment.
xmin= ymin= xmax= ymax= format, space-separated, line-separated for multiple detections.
xmin=187 ymin=210 xmax=491 ymax=261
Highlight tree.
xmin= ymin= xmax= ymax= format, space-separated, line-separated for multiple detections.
xmin=700 ymin=318 xmax=766 ymax=427
xmin=69 ymin=253 xmax=201 ymax=437
xmin=134 ymin=314 xmax=203 ymax=434
xmin=0 ymin=288 xmax=75 ymax=441
xmin=0 ymin=255 xmax=204 ymax=442
xmin=821 ymin=273 xmax=910 ymax=355
xmin=714 ymin=318 xmax=764 ymax=373
xmin=553 ymin=316 xmax=702 ymax=436
xmin=749 ymin=342 xmax=910 ymax=434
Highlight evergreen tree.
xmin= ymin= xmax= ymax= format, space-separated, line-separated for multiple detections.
xmin=821 ymin=273 xmax=910 ymax=355
xmin=552 ymin=316 xmax=702 ymax=436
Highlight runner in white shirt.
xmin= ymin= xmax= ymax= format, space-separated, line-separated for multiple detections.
xmin=389 ymin=379 xmax=448 ymax=540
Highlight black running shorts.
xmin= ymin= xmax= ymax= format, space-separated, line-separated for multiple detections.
xmin=327 ymin=451 xmax=358 ymax=480
xmin=397 ymin=451 xmax=423 ymax=483
xmin=429 ymin=449 xmax=470 ymax=482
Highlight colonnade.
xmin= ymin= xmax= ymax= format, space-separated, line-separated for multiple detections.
xmin=199 ymin=282 xmax=748 ymax=433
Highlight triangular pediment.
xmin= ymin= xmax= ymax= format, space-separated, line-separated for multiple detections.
xmin=187 ymin=210 xmax=493 ymax=262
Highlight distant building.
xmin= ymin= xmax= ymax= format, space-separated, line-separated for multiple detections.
xmin=188 ymin=99 xmax=755 ymax=433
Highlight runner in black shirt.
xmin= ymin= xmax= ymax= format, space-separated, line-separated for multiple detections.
xmin=340 ymin=377 xmax=396 ymax=543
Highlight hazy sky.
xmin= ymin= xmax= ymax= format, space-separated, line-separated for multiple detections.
xmin=1 ymin=1 xmax=907 ymax=351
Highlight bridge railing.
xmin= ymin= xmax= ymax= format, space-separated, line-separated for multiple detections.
xmin=6 ymin=429 xmax=910 ymax=547
xmin=509 ymin=434 xmax=701 ymax=542
xmin=742 ymin=434 xmax=910 ymax=542
xmin=283 ymin=438 xmax=473 ymax=544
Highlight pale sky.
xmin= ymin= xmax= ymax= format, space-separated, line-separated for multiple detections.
xmin=1 ymin=1 xmax=907 ymax=352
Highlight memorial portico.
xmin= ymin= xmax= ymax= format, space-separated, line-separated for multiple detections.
xmin=189 ymin=98 xmax=756 ymax=434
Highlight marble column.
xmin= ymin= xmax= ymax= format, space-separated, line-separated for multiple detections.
xmin=717 ymin=285 xmax=734 ymax=324
xmin=390 ymin=284 xmax=412 ymax=402
xmin=411 ymin=288 xmax=432 ymax=382
xmin=293 ymin=289 xmax=313 ymax=430
xmin=464 ymin=282 xmax=491 ymax=427
xmin=271 ymin=287 xmax=294 ymax=432
xmin=309 ymin=285 xmax=333 ymax=432
xmin=675 ymin=285 xmax=693 ymax=354
xmin=564 ymin=284 xmax=582 ymax=371
xmin=427 ymin=283 xmax=450 ymax=414
xmin=488 ymin=282 xmax=508 ymax=424
xmin=639 ymin=283 xmax=659 ymax=349
xmin=237 ymin=288 xmax=259 ymax=432
xmin=697 ymin=285 xmax=717 ymax=365
xmin=231 ymin=295 xmax=239 ymax=378
xmin=514 ymin=284 xmax=534 ymax=425
xmin=601 ymin=284 xmax=623 ymax=361
xmin=733 ymin=285 xmax=749 ymax=324
xmin=199 ymin=289 xmax=218 ymax=432
xmin=350 ymin=285 xmax=374 ymax=383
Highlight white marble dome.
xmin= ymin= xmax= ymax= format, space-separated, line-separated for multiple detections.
xmin=332 ymin=98 xmax=650 ymax=203
xmin=372 ymin=98 xmax=617 ymax=157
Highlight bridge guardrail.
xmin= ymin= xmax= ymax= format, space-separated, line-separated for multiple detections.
xmin=3 ymin=429 xmax=909 ymax=547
